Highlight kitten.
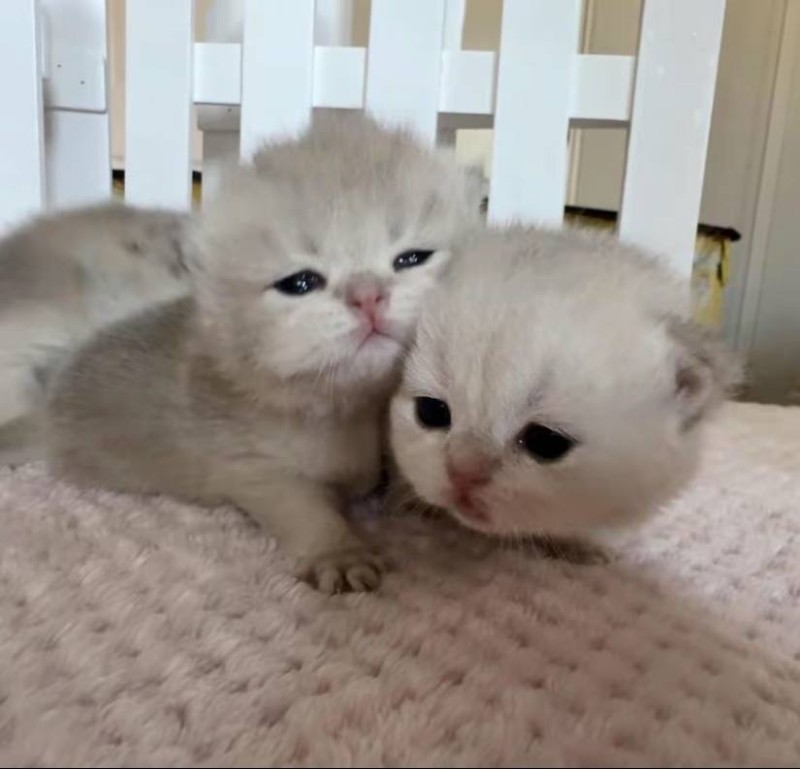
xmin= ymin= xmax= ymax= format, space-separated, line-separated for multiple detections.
xmin=390 ymin=226 xmax=741 ymax=539
xmin=0 ymin=203 xmax=190 ymax=463
xmin=44 ymin=113 xmax=480 ymax=593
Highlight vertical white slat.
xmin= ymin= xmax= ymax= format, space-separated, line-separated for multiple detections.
xmin=0 ymin=0 xmax=45 ymax=234
xmin=125 ymin=0 xmax=194 ymax=209
xmin=239 ymin=0 xmax=315 ymax=160
xmin=619 ymin=0 xmax=726 ymax=279
xmin=365 ymin=0 xmax=446 ymax=144
xmin=437 ymin=0 xmax=467 ymax=146
xmin=488 ymin=0 xmax=581 ymax=225
xmin=42 ymin=0 xmax=110 ymax=209
xmin=315 ymin=0 xmax=353 ymax=45
xmin=443 ymin=0 xmax=466 ymax=49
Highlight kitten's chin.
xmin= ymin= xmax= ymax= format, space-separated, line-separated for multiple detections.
xmin=336 ymin=333 xmax=403 ymax=388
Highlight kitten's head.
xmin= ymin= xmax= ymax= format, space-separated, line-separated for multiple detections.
xmin=390 ymin=227 xmax=741 ymax=536
xmin=189 ymin=112 xmax=480 ymax=402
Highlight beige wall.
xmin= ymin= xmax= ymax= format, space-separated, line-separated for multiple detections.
xmin=745 ymin=4 xmax=800 ymax=403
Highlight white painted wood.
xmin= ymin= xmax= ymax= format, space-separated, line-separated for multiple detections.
xmin=571 ymin=55 xmax=634 ymax=124
xmin=489 ymin=0 xmax=581 ymax=225
xmin=195 ymin=43 xmax=241 ymax=106
xmin=619 ymin=0 xmax=726 ymax=279
xmin=438 ymin=0 xmax=471 ymax=148
xmin=202 ymin=0 xmax=351 ymax=45
xmin=45 ymin=111 xmax=111 ymax=209
xmin=443 ymin=0 xmax=466 ymax=49
xmin=365 ymin=0 xmax=446 ymax=143
xmin=738 ymin=0 xmax=800 ymax=357
xmin=125 ymin=0 xmax=194 ymax=209
xmin=438 ymin=51 xmax=496 ymax=116
xmin=204 ymin=0 xmax=244 ymax=43
xmin=43 ymin=47 xmax=105 ymax=112
xmin=41 ymin=0 xmax=110 ymax=210
xmin=315 ymin=0 xmax=353 ymax=45
xmin=193 ymin=45 xmax=634 ymax=124
xmin=239 ymin=0 xmax=315 ymax=160
xmin=0 ymin=0 xmax=45 ymax=233
xmin=313 ymin=46 xmax=366 ymax=109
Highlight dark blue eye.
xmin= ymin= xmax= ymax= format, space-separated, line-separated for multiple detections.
xmin=518 ymin=424 xmax=576 ymax=463
xmin=415 ymin=397 xmax=451 ymax=430
xmin=393 ymin=249 xmax=435 ymax=272
xmin=273 ymin=270 xmax=326 ymax=296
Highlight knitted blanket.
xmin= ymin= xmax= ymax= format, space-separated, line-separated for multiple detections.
xmin=1 ymin=402 xmax=799 ymax=767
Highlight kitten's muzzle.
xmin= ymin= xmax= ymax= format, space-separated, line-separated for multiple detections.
xmin=445 ymin=442 xmax=496 ymax=523
xmin=346 ymin=276 xmax=387 ymax=331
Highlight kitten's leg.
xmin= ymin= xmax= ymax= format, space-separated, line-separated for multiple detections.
xmin=231 ymin=477 xmax=386 ymax=593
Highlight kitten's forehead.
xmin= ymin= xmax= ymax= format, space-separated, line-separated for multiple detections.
xmin=203 ymin=120 xmax=469 ymax=277
xmin=408 ymin=227 xmax=682 ymax=433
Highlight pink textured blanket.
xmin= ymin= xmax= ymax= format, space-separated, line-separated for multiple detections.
xmin=1 ymin=402 xmax=800 ymax=767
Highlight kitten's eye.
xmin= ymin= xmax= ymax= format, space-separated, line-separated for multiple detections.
xmin=415 ymin=397 xmax=451 ymax=430
xmin=273 ymin=270 xmax=326 ymax=296
xmin=393 ymin=249 xmax=435 ymax=272
xmin=518 ymin=423 xmax=576 ymax=463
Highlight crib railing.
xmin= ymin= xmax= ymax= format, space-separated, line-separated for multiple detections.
xmin=0 ymin=0 xmax=726 ymax=277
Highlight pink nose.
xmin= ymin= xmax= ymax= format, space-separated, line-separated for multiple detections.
xmin=446 ymin=460 xmax=493 ymax=494
xmin=346 ymin=283 xmax=386 ymax=323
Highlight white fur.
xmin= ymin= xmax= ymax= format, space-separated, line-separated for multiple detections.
xmin=390 ymin=226 xmax=740 ymax=537
xmin=188 ymin=114 xmax=479 ymax=405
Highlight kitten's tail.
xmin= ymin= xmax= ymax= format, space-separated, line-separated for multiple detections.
xmin=0 ymin=412 xmax=45 ymax=467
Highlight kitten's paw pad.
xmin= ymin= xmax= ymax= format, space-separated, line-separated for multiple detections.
xmin=302 ymin=548 xmax=386 ymax=594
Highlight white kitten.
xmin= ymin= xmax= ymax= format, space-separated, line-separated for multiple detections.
xmin=390 ymin=226 xmax=740 ymax=538
xmin=44 ymin=113 xmax=480 ymax=592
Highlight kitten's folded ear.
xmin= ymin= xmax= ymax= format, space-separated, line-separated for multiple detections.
xmin=667 ymin=317 xmax=743 ymax=429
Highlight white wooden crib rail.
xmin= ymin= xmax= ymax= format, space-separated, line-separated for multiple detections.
xmin=0 ymin=0 xmax=726 ymax=277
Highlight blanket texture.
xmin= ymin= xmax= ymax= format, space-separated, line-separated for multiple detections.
xmin=1 ymin=402 xmax=800 ymax=767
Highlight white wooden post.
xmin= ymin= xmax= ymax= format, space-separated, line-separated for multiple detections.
xmin=489 ymin=0 xmax=581 ymax=225
xmin=41 ymin=0 xmax=110 ymax=210
xmin=365 ymin=0 xmax=446 ymax=144
xmin=437 ymin=0 xmax=467 ymax=146
xmin=315 ymin=0 xmax=353 ymax=45
xmin=619 ymin=0 xmax=726 ymax=278
xmin=0 ymin=0 xmax=45 ymax=234
xmin=125 ymin=0 xmax=194 ymax=209
xmin=239 ymin=0 xmax=315 ymax=160
xmin=443 ymin=0 xmax=466 ymax=49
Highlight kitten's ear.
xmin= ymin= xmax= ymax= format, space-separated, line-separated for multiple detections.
xmin=667 ymin=317 xmax=743 ymax=429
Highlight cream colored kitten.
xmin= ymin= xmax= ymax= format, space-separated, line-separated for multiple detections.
xmin=390 ymin=226 xmax=740 ymax=538
xmin=0 ymin=203 xmax=190 ymax=463
xmin=44 ymin=113 xmax=479 ymax=593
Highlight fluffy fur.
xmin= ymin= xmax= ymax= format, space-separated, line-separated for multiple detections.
xmin=390 ymin=226 xmax=741 ymax=537
xmin=44 ymin=113 xmax=480 ymax=592
xmin=0 ymin=203 xmax=190 ymax=463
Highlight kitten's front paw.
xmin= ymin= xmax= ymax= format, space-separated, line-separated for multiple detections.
xmin=300 ymin=546 xmax=387 ymax=594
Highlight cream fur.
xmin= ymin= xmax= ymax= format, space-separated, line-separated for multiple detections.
xmin=391 ymin=226 xmax=741 ymax=537
xmin=0 ymin=203 xmax=190 ymax=434
xmin=45 ymin=113 xmax=480 ymax=593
